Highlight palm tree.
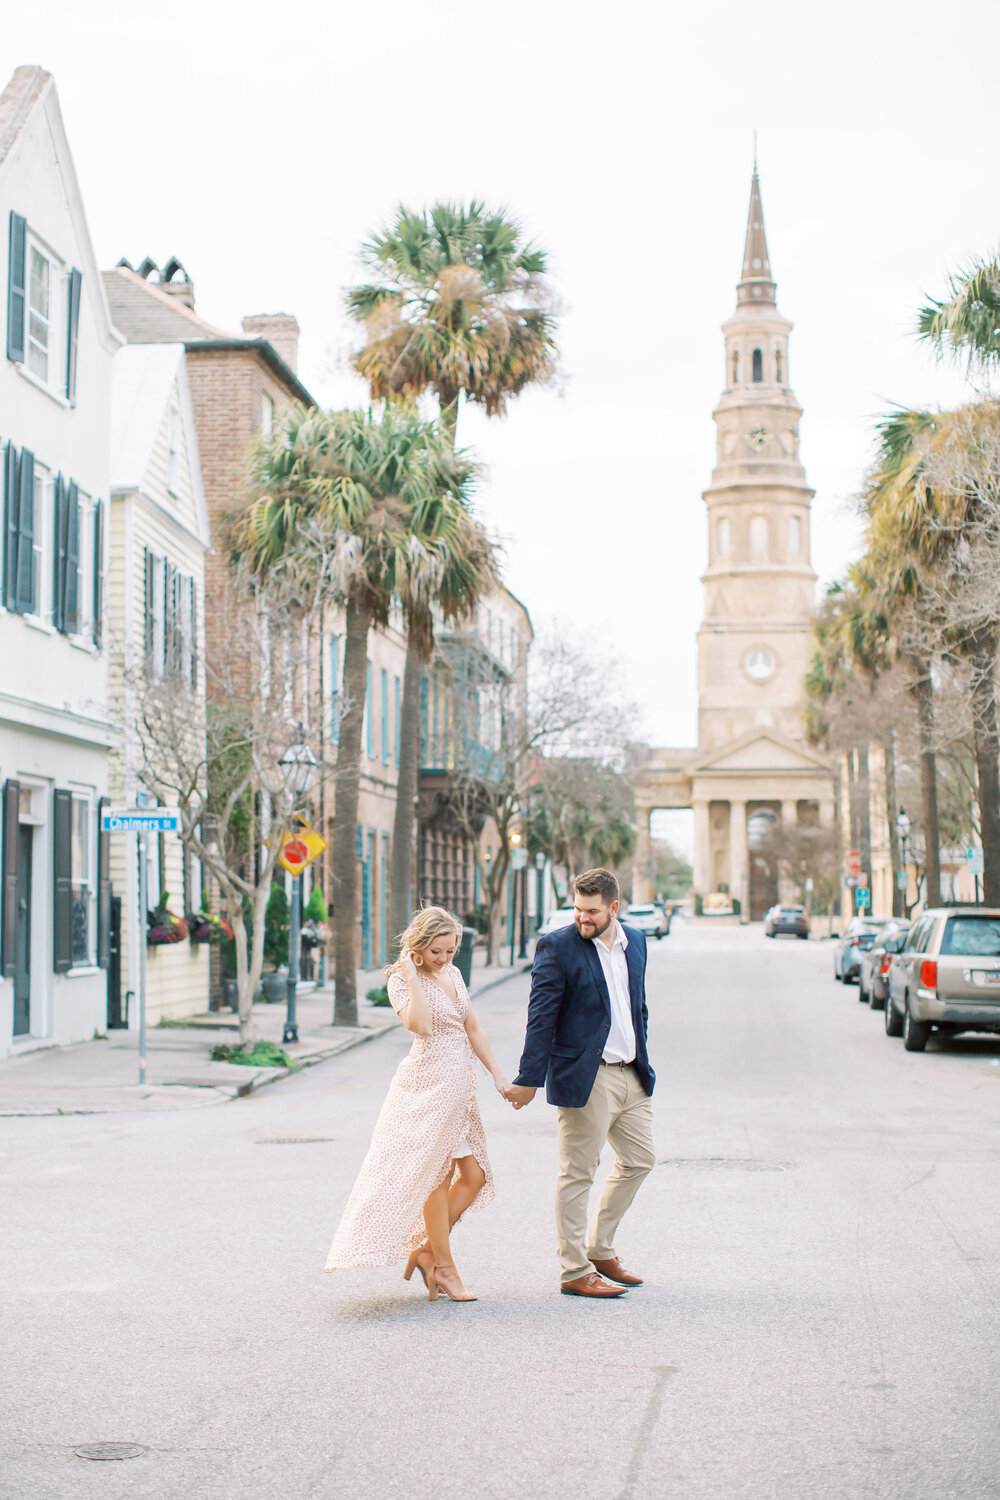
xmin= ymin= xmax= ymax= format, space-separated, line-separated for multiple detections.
xmin=346 ymin=200 xmax=558 ymax=445
xmin=918 ymin=257 xmax=1000 ymax=377
xmin=238 ymin=404 xmax=476 ymax=1025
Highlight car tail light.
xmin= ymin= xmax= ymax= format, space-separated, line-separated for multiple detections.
xmin=879 ymin=955 xmax=891 ymax=975
xmin=850 ymin=936 xmax=863 ymax=946
xmin=920 ymin=959 xmax=938 ymax=989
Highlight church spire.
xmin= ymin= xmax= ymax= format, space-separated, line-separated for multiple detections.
xmin=737 ymin=169 xmax=776 ymax=308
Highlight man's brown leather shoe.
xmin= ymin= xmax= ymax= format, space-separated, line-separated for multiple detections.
xmin=560 ymin=1271 xmax=627 ymax=1298
xmin=589 ymin=1256 xmax=644 ymax=1286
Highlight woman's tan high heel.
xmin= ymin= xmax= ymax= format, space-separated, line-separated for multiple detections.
xmin=431 ymin=1263 xmax=477 ymax=1302
xmin=403 ymin=1246 xmax=434 ymax=1290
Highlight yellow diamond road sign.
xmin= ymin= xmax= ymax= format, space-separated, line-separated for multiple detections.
xmin=277 ymin=820 xmax=326 ymax=876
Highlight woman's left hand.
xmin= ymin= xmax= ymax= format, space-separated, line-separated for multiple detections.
xmin=493 ymin=1073 xmax=512 ymax=1098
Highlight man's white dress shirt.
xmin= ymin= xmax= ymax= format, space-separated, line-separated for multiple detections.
xmin=593 ymin=920 xmax=636 ymax=1064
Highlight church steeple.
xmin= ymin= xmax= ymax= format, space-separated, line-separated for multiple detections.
xmin=737 ymin=170 xmax=776 ymax=308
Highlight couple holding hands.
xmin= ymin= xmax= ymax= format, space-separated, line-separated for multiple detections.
xmin=324 ymin=868 xmax=656 ymax=1302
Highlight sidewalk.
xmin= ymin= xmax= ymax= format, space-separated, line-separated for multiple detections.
xmin=0 ymin=945 xmax=534 ymax=1117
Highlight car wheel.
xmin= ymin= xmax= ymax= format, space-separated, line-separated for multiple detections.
xmin=869 ymin=984 xmax=886 ymax=1012
xmin=902 ymin=1003 xmax=932 ymax=1052
xmin=858 ymin=979 xmax=869 ymax=1004
xmin=885 ymin=993 xmax=903 ymax=1037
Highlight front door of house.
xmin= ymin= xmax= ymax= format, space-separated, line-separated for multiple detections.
xmin=13 ymin=824 xmax=31 ymax=1036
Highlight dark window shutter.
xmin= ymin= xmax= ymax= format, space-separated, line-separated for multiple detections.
xmin=52 ymin=474 xmax=66 ymax=632
xmin=165 ymin=560 xmax=178 ymax=672
xmin=143 ymin=546 xmax=154 ymax=662
xmin=6 ymin=212 xmax=26 ymax=363
xmin=65 ymin=267 xmax=82 ymax=402
xmin=53 ymin=788 xmax=73 ymax=973
xmin=188 ymin=574 xmax=197 ymax=687
xmin=63 ymin=481 xmax=79 ymax=634
xmin=15 ymin=447 xmax=34 ymax=613
xmin=1 ymin=778 xmax=19 ymax=979
xmin=3 ymin=441 xmax=18 ymax=610
xmin=96 ymin=797 xmax=111 ymax=970
xmin=92 ymin=498 xmax=104 ymax=646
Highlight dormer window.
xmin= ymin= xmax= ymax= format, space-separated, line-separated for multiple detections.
xmin=752 ymin=348 xmax=763 ymax=383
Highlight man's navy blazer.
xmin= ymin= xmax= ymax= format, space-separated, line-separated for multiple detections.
xmin=513 ymin=922 xmax=655 ymax=1108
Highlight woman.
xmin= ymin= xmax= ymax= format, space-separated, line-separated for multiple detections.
xmin=324 ymin=907 xmax=512 ymax=1302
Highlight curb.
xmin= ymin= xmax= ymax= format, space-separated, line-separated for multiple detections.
xmin=469 ymin=962 xmax=533 ymax=1001
xmin=233 ymin=1017 xmax=400 ymax=1098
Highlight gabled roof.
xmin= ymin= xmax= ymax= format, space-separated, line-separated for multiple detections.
xmin=109 ymin=342 xmax=211 ymax=548
xmin=688 ymin=726 xmax=832 ymax=776
xmin=0 ymin=66 xmax=120 ymax=353
xmin=103 ymin=267 xmax=315 ymax=405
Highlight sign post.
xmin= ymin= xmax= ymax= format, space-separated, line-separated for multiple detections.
xmin=276 ymin=821 xmax=326 ymax=1044
xmin=102 ymin=807 xmax=181 ymax=1084
xmin=856 ymin=886 xmax=871 ymax=911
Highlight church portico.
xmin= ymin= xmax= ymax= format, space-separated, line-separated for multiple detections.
xmin=633 ymin=164 xmax=835 ymax=914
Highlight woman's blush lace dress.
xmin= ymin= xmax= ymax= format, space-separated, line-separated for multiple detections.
xmin=324 ymin=964 xmax=495 ymax=1270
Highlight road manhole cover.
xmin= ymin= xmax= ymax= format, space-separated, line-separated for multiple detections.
xmin=75 ymin=1443 xmax=147 ymax=1461
xmin=256 ymin=1137 xmax=336 ymax=1145
xmin=657 ymin=1157 xmax=795 ymax=1172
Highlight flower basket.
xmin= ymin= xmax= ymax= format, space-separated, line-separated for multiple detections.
xmin=148 ymin=920 xmax=188 ymax=946
xmin=187 ymin=913 xmax=234 ymax=946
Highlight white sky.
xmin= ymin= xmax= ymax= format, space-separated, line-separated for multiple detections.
xmin=7 ymin=0 xmax=995 ymax=776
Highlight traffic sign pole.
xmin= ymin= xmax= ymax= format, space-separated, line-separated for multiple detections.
xmin=137 ymin=831 xmax=148 ymax=1086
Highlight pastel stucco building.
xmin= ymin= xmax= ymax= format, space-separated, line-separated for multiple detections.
xmin=633 ymin=169 xmax=835 ymax=918
xmin=0 ymin=67 xmax=120 ymax=1055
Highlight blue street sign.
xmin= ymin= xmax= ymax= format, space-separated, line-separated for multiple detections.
xmin=101 ymin=807 xmax=180 ymax=834
xmin=856 ymin=887 xmax=870 ymax=909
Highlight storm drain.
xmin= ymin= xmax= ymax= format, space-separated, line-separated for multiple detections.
xmin=256 ymin=1137 xmax=336 ymax=1145
xmin=75 ymin=1444 xmax=147 ymax=1461
xmin=657 ymin=1157 xmax=795 ymax=1172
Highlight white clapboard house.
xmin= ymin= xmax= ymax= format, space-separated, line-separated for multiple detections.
xmin=0 ymin=67 xmax=121 ymax=1056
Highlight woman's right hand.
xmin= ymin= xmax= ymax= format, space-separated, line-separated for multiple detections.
xmin=400 ymin=948 xmax=420 ymax=978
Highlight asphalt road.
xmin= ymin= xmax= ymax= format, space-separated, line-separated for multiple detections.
xmin=4 ymin=923 xmax=1000 ymax=1500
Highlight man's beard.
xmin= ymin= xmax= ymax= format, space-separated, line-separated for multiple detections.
xmin=577 ymin=912 xmax=613 ymax=942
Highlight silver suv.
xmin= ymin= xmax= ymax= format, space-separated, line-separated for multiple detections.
xmin=885 ymin=908 xmax=1000 ymax=1051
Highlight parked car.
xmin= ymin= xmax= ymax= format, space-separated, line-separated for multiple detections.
xmin=858 ymin=919 xmax=911 ymax=1007
xmin=885 ymin=907 xmax=1000 ymax=1051
xmin=625 ymin=903 xmax=670 ymax=939
xmin=538 ymin=906 xmax=576 ymax=936
xmin=833 ymin=917 xmax=889 ymax=982
xmin=763 ymin=904 xmax=809 ymax=939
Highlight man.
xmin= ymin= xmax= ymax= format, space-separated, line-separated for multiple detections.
xmin=508 ymin=868 xmax=656 ymax=1298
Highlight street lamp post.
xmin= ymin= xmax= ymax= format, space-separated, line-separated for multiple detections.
xmin=278 ymin=742 xmax=318 ymax=1046
xmin=535 ymin=850 xmax=546 ymax=934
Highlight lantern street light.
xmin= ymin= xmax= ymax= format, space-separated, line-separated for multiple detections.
xmin=278 ymin=741 xmax=319 ymax=1044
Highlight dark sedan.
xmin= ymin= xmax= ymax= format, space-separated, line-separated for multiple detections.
xmin=764 ymin=904 xmax=810 ymax=939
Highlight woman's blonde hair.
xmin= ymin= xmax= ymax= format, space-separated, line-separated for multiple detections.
xmin=385 ymin=906 xmax=463 ymax=976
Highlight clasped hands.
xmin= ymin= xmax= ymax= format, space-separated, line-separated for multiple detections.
xmin=493 ymin=1076 xmax=536 ymax=1110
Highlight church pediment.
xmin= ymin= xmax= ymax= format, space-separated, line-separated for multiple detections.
xmin=689 ymin=727 xmax=831 ymax=775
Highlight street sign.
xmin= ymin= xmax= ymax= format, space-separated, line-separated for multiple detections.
xmin=856 ymin=887 xmax=870 ymax=909
xmin=967 ymin=847 xmax=984 ymax=876
xmin=102 ymin=807 xmax=180 ymax=834
xmin=804 ymin=877 xmax=814 ymax=892
xmin=845 ymin=875 xmax=858 ymax=889
xmin=277 ymin=821 xmax=326 ymax=876
xmin=847 ymin=849 xmax=862 ymax=875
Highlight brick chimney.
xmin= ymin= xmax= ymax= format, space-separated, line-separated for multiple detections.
xmin=241 ymin=313 xmax=300 ymax=374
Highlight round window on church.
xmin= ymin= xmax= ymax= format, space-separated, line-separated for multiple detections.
xmin=745 ymin=648 xmax=775 ymax=681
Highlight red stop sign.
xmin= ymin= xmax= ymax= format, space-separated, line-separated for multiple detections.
xmin=282 ymin=838 xmax=309 ymax=869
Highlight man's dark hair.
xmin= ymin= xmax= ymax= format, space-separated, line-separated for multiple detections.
xmin=573 ymin=868 xmax=620 ymax=905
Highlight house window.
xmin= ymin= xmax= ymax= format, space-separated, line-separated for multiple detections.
xmin=365 ymin=661 xmax=373 ymax=758
xmin=381 ymin=668 xmax=389 ymax=763
xmin=29 ymin=462 xmax=51 ymax=622
xmin=70 ymin=790 xmax=95 ymax=965
xmin=27 ymin=243 xmax=53 ymax=382
xmin=752 ymin=348 xmax=763 ymax=383
xmin=166 ymin=403 xmax=182 ymax=495
xmin=750 ymin=516 xmax=768 ymax=556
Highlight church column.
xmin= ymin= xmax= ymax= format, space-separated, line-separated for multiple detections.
xmin=781 ymin=799 xmax=799 ymax=830
xmin=632 ymin=807 xmax=653 ymax=903
xmin=694 ymin=800 xmax=711 ymax=896
xmin=729 ymin=799 xmax=747 ymax=919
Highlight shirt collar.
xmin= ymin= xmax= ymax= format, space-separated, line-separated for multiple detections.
xmin=598 ymin=919 xmax=628 ymax=954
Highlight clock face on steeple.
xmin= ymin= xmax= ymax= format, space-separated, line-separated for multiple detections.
xmin=746 ymin=427 xmax=768 ymax=450
xmin=745 ymin=648 xmax=775 ymax=680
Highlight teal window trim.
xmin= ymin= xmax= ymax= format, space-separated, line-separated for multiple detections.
xmin=381 ymin=668 xmax=389 ymax=764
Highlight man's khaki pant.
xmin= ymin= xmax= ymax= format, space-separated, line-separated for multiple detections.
xmin=556 ymin=1062 xmax=655 ymax=1284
